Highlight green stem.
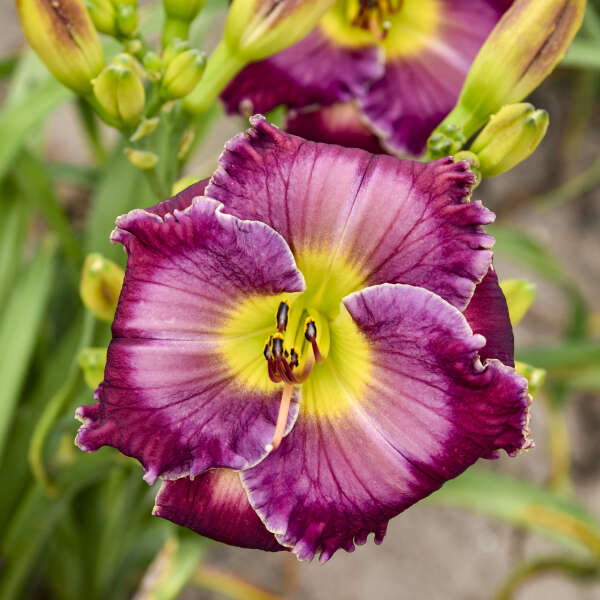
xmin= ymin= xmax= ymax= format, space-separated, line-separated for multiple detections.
xmin=162 ymin=17 xmax=191 ymax=47
xmin=76 ymin=97 xmax=107 ymax=164
xmin=28 ymin=311 xmax=96 ymax=496
xmin=143 ymin=166 xmax=169 ymax=200
xmin=543 ymin=391 xmax=572 ymax=495
xmin=183 ymin=40 xmax=246 ymax=115
xmin=493 ymin=555 xmax=600 ymax=600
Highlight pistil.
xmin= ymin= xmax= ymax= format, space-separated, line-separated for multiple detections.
xmin=266 ymin=383 xmax=293 ymax=452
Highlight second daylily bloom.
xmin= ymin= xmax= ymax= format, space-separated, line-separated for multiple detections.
xmin=221 ymin=0 xmax=513 ymax=156
xmin=76 ymin=116 xmax=530 ymax=562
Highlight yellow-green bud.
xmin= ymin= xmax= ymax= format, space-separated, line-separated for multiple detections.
xmin=471 ymin=103 xmax=549 ymax=177
xmin=78 ymin=347 xmax=107 ymax=389
xmin=162 ymin=0 xmax=206 ymax=46
xmin=162 ymin=39 xmax=191 ymax=68
xmin=515 ymin=361 xmax=546 ymax=397
xmin=116 ymin=3 xmax=138 ymax=37
xmin=163 ymin=0 xmax=205 ymax=21
xmin=499 ymin=278 xmax=537 ymax=327
xmin=130 ymin=117 xmax=160 ymax=142
xmin=124 ymin=148 xmax=159 ymax=170
xmin=162 ymin=49 xmax=206 ymax=99
xmin=435 ymin=0 xmax=585 ymax=139
xmin=16 ymin=0 xmax=104 ymax=95
xmin=86 ymin=0 xmax=116 ymax=35
xmin=92 ymin=56 xmax=145 ymax=127
xmin=143 ymin=51 xmax=163 ymax=80
xmin=184 ymin=0 xmax=335 ymax=114
xmin=80 ymin=253 xmax=124 ymax=322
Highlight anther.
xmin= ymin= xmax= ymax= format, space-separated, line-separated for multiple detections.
xmin=263 ymin=342 xmax=272 ymax=361
xmin=304 ymin=318 xmax=323 ymax=363
xmin=271 ymin=334 xmax=284 ymax=358
xmin=276 ymin=300 xmax=290 ymax=332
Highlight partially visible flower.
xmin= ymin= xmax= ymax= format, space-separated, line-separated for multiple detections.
xmin=184 ymin=0 xmax=336 ymax=114
xmin=76 ymin=116 xmax=530 ymax=562
xmin=220 ymin=0 xmax=513 ymax=156
xmin=16 ymin=0 xmax=104 ymax=95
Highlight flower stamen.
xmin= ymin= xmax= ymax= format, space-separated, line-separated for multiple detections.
xmin=266 ymin=383 xmax=293 ymax=452
xmin=304 ymin=318 xmax=323 ymax=363
xmin=350 ymin=0 xmax=402 ymax=39
xmin=276 ymin=300 xmax=290 ymax=332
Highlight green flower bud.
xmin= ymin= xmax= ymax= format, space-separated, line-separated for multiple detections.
xmin=124 ymin=148 xmax=159 ymax=170
xmin=143 ymin=51 xmax=163 ymax=80
xmin=92 ymin=56 xmax=145 ymax=127
xmin=116 ymin=3 xmax=138 ymax=37
xmin=78 ymin=347 xmax=107 ymax=389
xmin=16 ymin=0 xmax=104 ymax=95
xmin=471 ymin=103 xmax=549 ymax=177
xmin=184 ymin=0 xmax=335 ymax=114
xmin=499 ymin=278 xmax=537 ymax=327
xmin=130 ymin=117 xmax=160 ymax=141
xmin=86 ymin=0 xmax=116 ymax=35
xmin=434 ymin=0 xmax=585 ymax=139
xmin=162 ymin=39 xmax=191 ymax=69
xmin=515 ymin=361 xmax=546 ymax=397
xmin=80 ymin=253 xmax=124 ymax=322
xmin=162 ymin=0 xmax=206 ymax=45
xmin=162 ymin=49 xmax=206 ymax=99
xmin=163 ymin=0 xmax=205 ymax=21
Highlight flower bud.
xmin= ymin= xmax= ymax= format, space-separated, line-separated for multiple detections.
xmin=86 ymin=0 xmax=117 ymax=35
xmin=515 ymin=361 xmax=546 ymax=397
xmin=184 ymin=0 xmax=335 ymax=114
xmin=78 ymin=347 xmax=107 ymax=389
xmin=471 ymin=103 xmax=549 ymax=177
xmin=124 ymin=148 xmax=159 ymax=170
xmin=92 ymin=55 xmax=145 ymax=127
xmin=434 ymin=0 xmax=585 ymax=139
xmin=162 ymin=49 xmax=206 ymax=99
xmin=116 ymin=3 xmax=138 ymax=37
xmin=16 ymin=0 xmax=104 ymax=95
xmin=143 ymin=51 xmax=163 ymax=80
xmin=162 ymin=0 xmax=206 ymax=46
xmin=80 ymin=253 xmax=124 ymax=322
xmin=163 ymin=0 xmax=205 ymax=21
xmin=499 ymin=278 xmax=537 ymax=327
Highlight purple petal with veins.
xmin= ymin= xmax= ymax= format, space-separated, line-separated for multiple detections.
xmin=221 ymin=28 xmax=382 ymax=115
xmin=207 ymin=116 xmax=493 ymax=310
xmin=76 ymin=197 xmax=304 ymax=484
xmin=242 ymin=283 xmax=529 ymax=561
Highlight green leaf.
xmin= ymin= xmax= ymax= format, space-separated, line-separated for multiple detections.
xmin=0 ymin=452 xmax=115 ymax=600
xmin=500 ymin=279 xmax=537 ymax=326
xmin=430 ymin=469 xmax=600 ymax=557
xmin=0 ymin=243 xmax=56 ymax=463
xmin=135 ymin=535 xmax=205 ymax=600
xmin=562 ymin=39 xmax=600 ymax=70
xmin=0 ymin=190 xmax=28 ymax=302
xmin=0 ymin=78 xmax=71 ymax=182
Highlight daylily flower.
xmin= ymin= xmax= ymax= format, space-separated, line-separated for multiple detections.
xmin=221 ymin=0 xmax=513 ymax=156
xmin=76 ymin=116 xmax=531 ymax=562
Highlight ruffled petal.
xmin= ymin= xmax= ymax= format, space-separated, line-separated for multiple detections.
xmin=76 ymin=197 xmax=304 ymax=484
xmin=153 ymin=469 xmax=286 ymax=552
xmin=359 ymin=0 xmax=511 ymax=155
xmin=242 ymin=283 xmax=529 ymax=562
xmin=221 ymin=28 xmax=382 ymax=115
xmin=286 ymin=102 xmax=386 ymax=155
xmin=206 ymin=116 xmax=493 ymax=310
xmin=464 ymin=266 xmax=514 ymax=367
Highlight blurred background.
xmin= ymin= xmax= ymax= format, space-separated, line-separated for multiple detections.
xmin=1 ymin=1 xmax=600 ymax=599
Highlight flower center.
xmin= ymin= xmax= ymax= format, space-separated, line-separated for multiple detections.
xmin=320 ymin=0 xmax=440 ymax=58
xmin=347 ymin=0 xmax=403 ymax=40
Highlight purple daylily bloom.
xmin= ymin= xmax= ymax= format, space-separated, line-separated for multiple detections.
xmin=221 ymin=0 xmax=513 ymax=156
xmin=76 ymin=116 xmax=531 ymax=562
